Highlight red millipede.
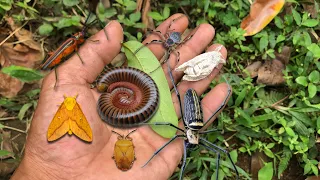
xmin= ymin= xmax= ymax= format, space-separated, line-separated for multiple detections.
xmin=96 ymin=67 xmax=159 ymax=128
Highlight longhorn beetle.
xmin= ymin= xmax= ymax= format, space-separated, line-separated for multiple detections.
xmin=134 ymin=15 xmax=199 ymax=65
xmin=141 ymin=62 xmax=239 ymax=180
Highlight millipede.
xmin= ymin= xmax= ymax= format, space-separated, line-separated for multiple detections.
xmin=96 ymin=67 xmax=159 ymax=128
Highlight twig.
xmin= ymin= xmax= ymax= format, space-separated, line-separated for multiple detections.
xmin=0 ymin=20 xmax=29 ymax=47
xmin=256 ymin=95 xmax=289 ymax=111
xmin=0 ymin=117 xmax=17 ymax=121
xmin=3 ymin=126 xmax=26 ymax=134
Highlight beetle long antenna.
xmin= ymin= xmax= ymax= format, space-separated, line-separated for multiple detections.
xmin=111 ymin=130 xmax=123 ymax=138
xmin=141 ymin=134 xmax=185 ymax=168
xmin=125 ymin=129 xmax=137 ymax=138
xmin=199 ymin=142 xmax=220 ymax=180
xmin=179 ymin=141 xmax=188 ymax=180
xmin=200 ymin=137 xmax=239 ymax=179
xmin=167 ymin=61 xmax=185 ymax=126
xmin=202 ymin=75 xmax=232 ymax=129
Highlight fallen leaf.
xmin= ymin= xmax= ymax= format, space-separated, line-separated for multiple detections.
xmin=0 ymin=108 xmax=8 ymax=118
xmin=306 ymin=176 xmax=320 ymax=180
xmin=110 ymin=52 xmax=127 ymax=67
xmin=0 ymin=161 xmax=18 ymax=177
xmin=244 ymin=61 xmax=262 ymax=78
xmin=257 ymin=59 xmax=285 ymax=86
xmin=0 ymin=130 xmax=14 ymax=160
xmin=251 ymin=152 xmax=269 ymax=179
xmin=241 ymin=0 xmax=285 ymax=36
xmin=142 ymin=0 xmax=154 ymax=32
xmin=0 ymin=18 xmax=43 ymax=98
xmin=275 ymin=46 xmax=292 ymax=65
xmin=303 ymin=0 xmax=318 ymax=19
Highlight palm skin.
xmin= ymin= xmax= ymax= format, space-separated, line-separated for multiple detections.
xmin=12 ymin=14 xmax=231 ymax=180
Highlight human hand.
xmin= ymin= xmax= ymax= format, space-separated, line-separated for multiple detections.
xmin=12 ymin=14 xmax=231 ymax=180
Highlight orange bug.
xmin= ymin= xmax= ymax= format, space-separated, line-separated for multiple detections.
xmin=40 ymin=13 xmax=96 ymax=87
xmin=47 ymin=94 xmax=93 ymax=142
xmin=112 ymin=129 xmax=136 ymax=171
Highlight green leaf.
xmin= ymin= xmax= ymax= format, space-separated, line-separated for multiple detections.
xmin=122 ymin=41 xmax=178 ymax=138
xmin=234 ymin=87 xmax=247 ymax=106
xmin=309 ymin=70 xmax=320 ymax=83
xmin=258 ymin=162 xmax=273 ymax=180
xmin=259 ymin=35 xmax=268 ymax=52
xmin=148 ymin=12 xmax=164 ymax=21
xmin=291 ymin=8 xmax=301 ymax=25
xmin=162 ymin=5 xmax=170 ymax=19
xmin=0 ymin=0 xmax=12 ymax=11
xmin=0 ymin=123 xmax=4 ymax=128
xmin=39 ymin=23 xmax=53 ymax=35
xmin=285 ymin=127 xmax=295 ymax=136
xmin=274 ymin=17 xmax=284 ymax=29
xmin=63 ymin=0 xmax=79 ymax=6
xmin=129 ymin=12 xmax=141 ymax=23
xmin=301 ymin=19 xmax=319 ymax=27
xmin=18 ymin=103 xmax=33 ymax=120
xmin=54 ymin=16 xmax=81 ymax=29
xmin=307 ymin=43 xmax=320 ymax=58
xmin=295 ymin=76 xmax=308 ymax=87
xmin=304 ymin=163 xmax=311 ymax=174
xmin=308 ymin=83 xmax=317 ymax=98
xmin=0 ymin=150 xmax=11 ymax=157
xmin=124 ymin=0 xmax=136 ymax=11
xmin=263 ymin=148 xmax=275 ymax=158
xmin=276 ymin=34 xmax=285 ymax=43
xmin=1 ymin=65 xmax=43 ymax=82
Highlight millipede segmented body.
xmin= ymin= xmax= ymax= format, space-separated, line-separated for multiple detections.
xmin=97 ymin=67 xmax=159 ymax=128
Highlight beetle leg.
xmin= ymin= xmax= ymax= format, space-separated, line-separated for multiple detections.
xmin=53 ymin=68 xmax=59 ymax=89
xmin=141 ymin=134 xmax=185 ymax=168
xmin=199 ymin=141 xmax=221 ymax=180
xmin=202 ymin=76 xmax=232 ymax=130
xmin=167 ymin=61 xmax=186 ymax=126
xmin=200 ymin=137 xmax=239 ymax=180
xmin=76 ymin=51 xmax=84 ymax=64
xmin=179 ymin=141 xmax=188 ymax=180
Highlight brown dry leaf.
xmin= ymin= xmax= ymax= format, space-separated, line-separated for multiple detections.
xmin=6 ymin=17 xmax=41 ymax=51
xmin=257 ymin=59 xmax=285 ymax=86
xmin=0 ymin=18 xmax=43 ymax=98
xmin=244 ymin=61 xmax=262 ymax=78
xmin=0 ymin=130 xmax=14 ymax=160
xmin=303 ymin=0 xmax=318 ymax=19
xmin=240 ymin=0 xmax=285 ymax=36
xmin=251 ymin=152 xmax=269 ymax=179
xmin=111 ymin=52 xmax=127 ymax=67
xmin=275 ymin=46 xmax=292 ymax=65
xmin=0 ymin=108 xmax=8 ymax=118
xmin=0 ymin=161 xmax=18 ymax=177
xmin=136 ymin=0 xmax=143 ymax=11
xmin=142 ymin=0 xmax=155 ymax=31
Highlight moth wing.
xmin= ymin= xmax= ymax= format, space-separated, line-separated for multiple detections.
xmin=69 ymin=102 xmax=93 ymax=142
xmin=47 ymin=103 xmax=70 ymax=141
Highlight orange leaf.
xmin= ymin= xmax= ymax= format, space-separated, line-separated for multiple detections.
xmin=47 ymin=94 xmax=93 ymax=142
xmin=241 ymin=0 xmax=285 ymax=36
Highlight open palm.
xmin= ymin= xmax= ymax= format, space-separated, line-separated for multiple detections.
xmin=12 ymin=14 xmax=231 ymax=180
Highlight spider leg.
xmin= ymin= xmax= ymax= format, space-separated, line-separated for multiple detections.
xmin=199 ymin=141 xmax=220 ymax=180
xmin=167 ymin=61 xmax=185 ymax=125
xmin=199 ymin=128 xmax=219 ymax=134
xmin=141 ymin=134 xmax=185 ymax=168
xmin=200 ymin=137 xmax=239 ymax=179
xmin=176 ymin=26 xmax=200 ymax=48
xmin=168 ymin=14 xmax=187 ymax=30
xmin=202 ymin=76 xmax=232 ymax=129
xmin=134 ymin=39 xmax=165 ymax=54
xmin=179 ymin=141 xmax=188 ymax=180
xmin=140 ymin=122 xmax=184 ymax=133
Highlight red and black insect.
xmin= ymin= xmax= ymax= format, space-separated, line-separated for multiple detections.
xmin=112 ymin=129 xmax=136 ymax=171
xmin=134 ymin=15 xmax=198 ymax=65
xmin=141 ymin=62 xmax=239 ymax=180
xmin=39 ymin=12 xmax=98 ymax=88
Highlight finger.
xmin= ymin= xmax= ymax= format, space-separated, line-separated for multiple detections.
xmin=171 ymin=44 xmax=228 ymax=118
xmin=142 ymin=14 xmax=188 ymax=60
xmin=42 ymin=21 xmax=123 ymax=88
xmin=163 ymin=24 xmax=216 ymax=89
xmin=201 ymin=83 xmax=232 ymax=130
